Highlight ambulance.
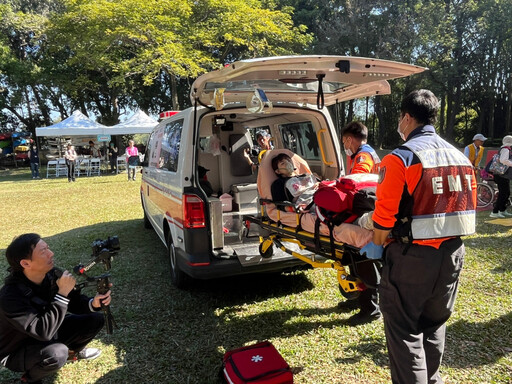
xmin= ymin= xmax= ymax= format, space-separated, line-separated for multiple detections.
xmin=140 ymin=56 xmax=425 ymax=287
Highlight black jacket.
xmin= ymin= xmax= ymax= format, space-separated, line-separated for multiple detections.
xmin=0 ymin=268 xmax=94 ymax=360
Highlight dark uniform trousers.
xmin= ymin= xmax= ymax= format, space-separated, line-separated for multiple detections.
xmin=379 ymin=237 xmax=464 ymax=384
xmin=4 ymin=312 xmax=104 ymax=382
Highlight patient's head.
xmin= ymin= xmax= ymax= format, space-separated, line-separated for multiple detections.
xmin=272 ymin=153 xmax=295 ymax=177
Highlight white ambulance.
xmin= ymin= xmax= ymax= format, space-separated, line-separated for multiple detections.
xmin=140 ymin=56 xmax=425 ymax=287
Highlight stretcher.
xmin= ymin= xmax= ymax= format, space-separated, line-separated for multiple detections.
xmin=244 ymin=149 xmax=380 ymax=298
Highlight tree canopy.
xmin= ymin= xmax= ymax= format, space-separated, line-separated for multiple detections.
xmin=1 ymin=0 xmax=511 ymax=148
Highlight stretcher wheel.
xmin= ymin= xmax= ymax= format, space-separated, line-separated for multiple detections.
xmin=338 ymin=284 xmax=360 ymax=300
xmin=259 ymin=241 xmax=274 ymax=258
xmin=337 ymin=271 xmax=361 ymax=300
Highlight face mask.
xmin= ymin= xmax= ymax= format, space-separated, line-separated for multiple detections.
xmin=278 ymin=162 xmax=295 ymax=174
xmin=343 ymin=137 xmax=353 ymax=156
xmin=32 ymin=146 xmax=37 ymax=150
xmin=397 ymin=116 xmax=406 ymax=141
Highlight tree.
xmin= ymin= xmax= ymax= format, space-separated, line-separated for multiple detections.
xmin=45 ymin=0 xmax=312 ymax=121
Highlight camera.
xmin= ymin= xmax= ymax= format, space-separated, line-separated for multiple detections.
xmin=92 ymin=236 xmax=120 ymax=256
xmin=72 ymin=235 xmax=121 ymax=334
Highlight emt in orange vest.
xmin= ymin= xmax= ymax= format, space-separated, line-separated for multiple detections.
xmin=361 ymin=90 xmax=476 ymax=384
xmin=463 ymin=133 xmax=487 ymax=168
xmin=342 ymin=121 xmax=381 ymax=175
xmin=338 ymin=121 xmax=382 ymax=326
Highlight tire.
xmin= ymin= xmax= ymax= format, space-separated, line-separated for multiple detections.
xmin=141 ymin=195 xmax=153 ymax=229
xmin=143 ymin=208 xmax=152 ymax=229
xmin=259 ymin=242 xmax=274 ymax=258
xmin=167 ymin=232 xmax=187 ymax=289
xmin=477 ymin=183 xmax=494 ymax=208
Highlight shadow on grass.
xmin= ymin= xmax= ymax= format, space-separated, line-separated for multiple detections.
xmin=445 ymin=311 xmax=512 ymax=368
xmin=1 ymin=218 xmax=320 ymax=383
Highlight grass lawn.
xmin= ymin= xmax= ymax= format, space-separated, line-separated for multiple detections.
xmin=0 ymin=167 xmax=511 ymax=384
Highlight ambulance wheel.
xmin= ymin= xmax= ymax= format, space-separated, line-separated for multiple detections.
xmin=143 ymin=209 xmax=152 ymax=229
xmin=167 ymin=233 xmax=187 ymax=288
xmin=259 ymin=242 xmax=274 ymax=258
xmin=141 ymin=196 xmax=152 ymax=229
xmin=338 ymin=284 xmax=361 ymax=300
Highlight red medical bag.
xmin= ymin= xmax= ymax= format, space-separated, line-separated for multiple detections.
xmin=221 ymin=341 xmax=293 ymax=384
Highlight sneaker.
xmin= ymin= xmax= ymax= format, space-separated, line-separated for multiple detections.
xmin=499 ymin=211 xmax=512 ymax=217
xmin=337 ymin=299 xmax=359 ymax=312
xmin=68 ymin=347 xmax=102 ymax=362
xmin=348 ymin=311 xmax=381 ymax=326
xmin=490 ymin=212 xmax=505 ymax=218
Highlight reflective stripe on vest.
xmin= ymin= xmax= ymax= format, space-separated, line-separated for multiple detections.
xmin=403 ymin=130 xmax=476 ymax=239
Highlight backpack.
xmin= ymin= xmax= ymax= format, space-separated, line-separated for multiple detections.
xmin=313 ymin=174 xmax=378 ymax=226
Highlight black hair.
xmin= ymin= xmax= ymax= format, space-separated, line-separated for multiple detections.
xmin=5 ymin=233 xmax=41 ymax=272
xmin=89 ymin=141 xmax=94 ymax=145
xmin=341 ymin=121 xmax=368 ymax=141
xmin=400 ymin=89 xmax=439 ymax=126
xmin=271 ymin=153 xmax=292 ymax=172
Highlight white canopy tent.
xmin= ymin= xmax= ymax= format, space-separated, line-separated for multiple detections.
xmin=103 ymin=110 xmax=158 ymax=135
xmin=35 ymin=110 xmax=107 ymax=137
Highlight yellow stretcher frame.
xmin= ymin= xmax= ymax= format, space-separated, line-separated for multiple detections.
xmin=243 ymin=201 xmax=377 ymax=298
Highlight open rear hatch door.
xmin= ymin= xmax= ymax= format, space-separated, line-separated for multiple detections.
xmin=191 ymin=55 xmax=427 ymax=110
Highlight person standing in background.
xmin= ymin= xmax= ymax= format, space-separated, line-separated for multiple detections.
xmin=463 ymin=133 xmax=487 ymax=170
xmin=27 ymin=142 xmax=40 ymax=179
xmin=489 ymin=135 xmax=512 ymax=218
xmin=88 ymin=141 xmax=100 ymax=158
xmin=125 ymin=140 xmax=139 ymax=181
xmin=108 ymin=142 xmax=118 ymax=174
xmin=64 ymin=144 xmax=77 ymax=182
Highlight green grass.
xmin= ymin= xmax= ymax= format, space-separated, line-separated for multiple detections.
xmin=0 ymin=167 xmax=511 ymax=384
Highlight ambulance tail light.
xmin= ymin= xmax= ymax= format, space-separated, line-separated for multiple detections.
xmin=183 ymin=194 xmax=206 ymax=228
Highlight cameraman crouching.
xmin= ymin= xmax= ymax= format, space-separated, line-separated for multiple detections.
xmin=0 ymin=233 xmax=112 ymax=384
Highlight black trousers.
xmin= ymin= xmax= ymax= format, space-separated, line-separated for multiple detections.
xmin=379 ymin=238 xmax=464 ymax=384
xmin=4 ymin=312 xmax=104 ymax=382
xmin=66 ymin=160 xmax=76 ymax=181
xmin=356 ymin=259 xmax=381 ymax=316
xmin=493 ymin=174 xmax=510 ymax=213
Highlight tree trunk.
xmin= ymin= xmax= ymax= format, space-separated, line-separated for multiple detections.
xmin=171 ymin=76 xmax=179 ymax=111
xmin=375 ymin=96 xmax=385 ymax=149
xmin=439 ymin=93 xmax=445 ymax=136
xmin=506 ymin=80 xmax=512 ymax=135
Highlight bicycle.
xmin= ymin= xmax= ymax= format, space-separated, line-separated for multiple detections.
xmin=476 ymin=179 xmax=497 ymax=208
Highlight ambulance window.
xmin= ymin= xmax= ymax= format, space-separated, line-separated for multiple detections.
xmin=279 ymin=121 xmax=320 ymax=161
xmin=160 ymin=119 xmax=184 ymax=172
xmin=145 ymin=132 xmax=157 ymax=167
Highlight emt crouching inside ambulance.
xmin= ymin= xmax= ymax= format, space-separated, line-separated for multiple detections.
xmin=360 ymin=90 xmax=476 ymax=384
xmin=338 ymin=121 xmax=382 ymax=326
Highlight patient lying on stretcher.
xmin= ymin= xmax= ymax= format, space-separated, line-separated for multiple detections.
xmin=257 ymin=149 xmax=373 ymax=249
xmin=270 ymin=153 xmax=319 ymax=212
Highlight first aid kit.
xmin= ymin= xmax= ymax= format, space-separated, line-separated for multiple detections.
xmin=221 ymin=341 xmax=293 ymax=384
